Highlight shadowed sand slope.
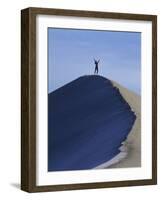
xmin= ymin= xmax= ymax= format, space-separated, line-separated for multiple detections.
xmin=48 ymin=75 xmax=136 ymax=171
xmin=109 ymin=81 xmax=141 ymax=168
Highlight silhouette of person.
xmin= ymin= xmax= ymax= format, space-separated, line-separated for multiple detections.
xmin=94 ymin=59 xmax=100 ymax=74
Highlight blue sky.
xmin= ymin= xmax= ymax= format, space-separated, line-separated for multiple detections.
xmin=48 ymin=28 xmax=141 ymax=94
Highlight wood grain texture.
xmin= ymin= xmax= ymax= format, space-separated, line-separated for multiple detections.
xmin=21 ymin=8 xmax=36 ymax=192
xmin=21 ymin=7 xmax=157 ymax=192
xmin=152 ymin=16 xmax=157 ymax=185
xmin=21 ymin=8 xmax=30 ymax=192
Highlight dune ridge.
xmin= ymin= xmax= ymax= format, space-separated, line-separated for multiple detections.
xmin=95 ymin=80 xmax=141 ymax=169
xmin=111 ymin=81 xmax=141 ymax=168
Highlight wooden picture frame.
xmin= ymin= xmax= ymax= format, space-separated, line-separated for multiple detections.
xmin=21 ymin=7 xmax=157 ymax=192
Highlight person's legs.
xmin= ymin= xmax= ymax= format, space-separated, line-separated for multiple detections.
xmin=96 ymin=67 xmax=98 ymax=74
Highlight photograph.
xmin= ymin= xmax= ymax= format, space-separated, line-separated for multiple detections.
xmin=21 ymin=7 xmax=157 ymax=192
xmin=48 ymin=28 xmax=141 ymax=171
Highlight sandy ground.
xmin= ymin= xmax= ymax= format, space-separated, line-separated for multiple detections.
xmin=108 ymin=81 xmax=141 ymax=168
xmin=94 ymin=80 xmax=141 ymax=169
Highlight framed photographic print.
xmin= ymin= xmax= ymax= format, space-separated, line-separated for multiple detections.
xmin=21 ymin=7 xmax=157 ymax=192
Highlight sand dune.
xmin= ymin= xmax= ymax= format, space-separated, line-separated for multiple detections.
xmin=48 ymin=75 xmax=136 ymax=171
xmin=109 ymin=81 xmax=141 ymax=168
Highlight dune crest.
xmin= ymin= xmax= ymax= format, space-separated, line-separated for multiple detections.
xmin=95 ymin=80 xmax=141 ymax=169
xmin=104 ymin=81 xmax=141 ymax=168
xmin=109 ymin=81 xmax=141 ymax=168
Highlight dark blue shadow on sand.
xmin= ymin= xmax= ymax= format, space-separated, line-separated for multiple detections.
xmin=48 ymin=75 xmax=136 ymax=171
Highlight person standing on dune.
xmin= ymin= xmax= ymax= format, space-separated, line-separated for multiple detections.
xmin=94 ymin=59 xmax=100 ymax=74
